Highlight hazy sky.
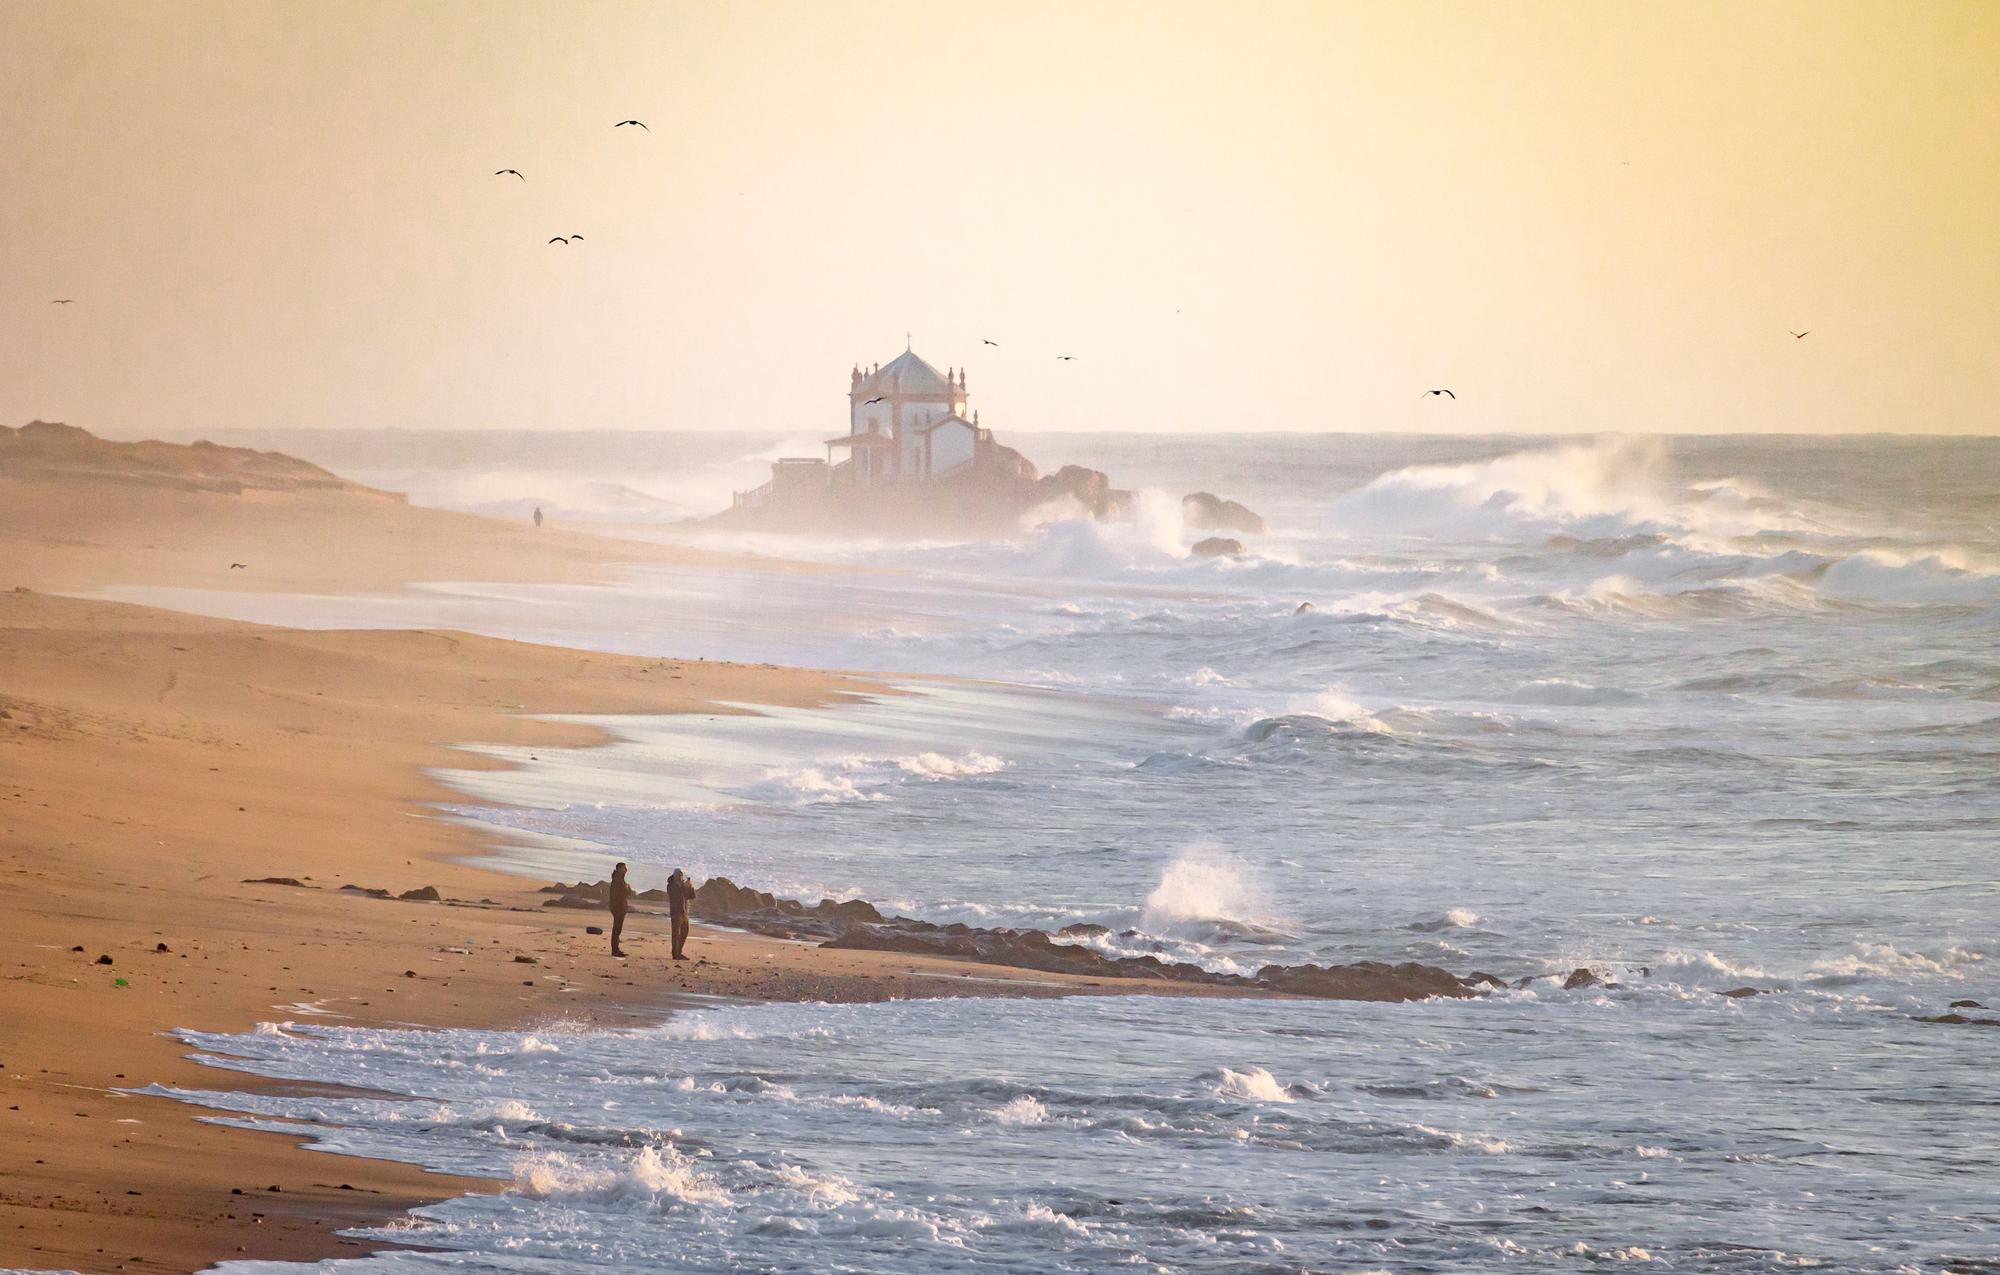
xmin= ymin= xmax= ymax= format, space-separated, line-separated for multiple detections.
xmin=4 ymin=1 xmax=1996 ymax=436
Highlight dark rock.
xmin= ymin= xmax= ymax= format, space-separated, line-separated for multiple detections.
xmin=337 ymin=885 xmax=393 ymax=899
xmin=154 ymin=943 xmax=170 ymax=953
xmin=1561 ymin=968 xmax=1600 ymax=990
xmin=1720 ymin=986 xmax=1762 ymax=999
xmin=667 ymin=874 xmax=1484 ymax=1003
xmin=1182 ymin=491 xmax=1268 ymax=534
xmin=513 ymin=955 xmax=538 ymax=965
xmin=402 ymin=970 xmax=416 ymax=978
xmin=1950 ymin=999 xmax=1986 ymax=1009
xmin=242 ymin=877 xmax=306 ymax=888
xmin=1058 ymin=923 xmax=1111 ymax=940
xmin=1464 ymin=971 xmax=1507 ymax=989
xmin=819 ymin=897 xmax=883 ymax=923
xmin=1255 ymin=961 xmax=1473 ymax=1002
xmin=1190 ymin=536 xmax=1245 ymax=559
xmin=95 ymin=955 xmax=113 ymax=966
xmin=1913 ymin=1013 xmax=2000 ymax=1027
xmin=1035 ymin=465 xmax=1115 ymax=516
xmin=585 ymin=926 xmax=604 ymax=935
xmin=398 ymin=886 xmax=441 ymax=902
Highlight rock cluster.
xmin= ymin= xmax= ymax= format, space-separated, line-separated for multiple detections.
xmin=556 ymin=873 xmax=1479 ymax=1003
xmin=1182 ymin=491 xmax=1268 ymax=534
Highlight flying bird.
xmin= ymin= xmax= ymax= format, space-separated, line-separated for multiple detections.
xmin=1057 ymin=355 xmax=1076 ymax=361
xmin=1790 ymin=330 xmax=1810 ymax=339
xmin=615 ymin=119 xmax=649 ymax=131
xmin=495 ymin=169 xmax=525 ymax=181
xmin=50 ymin=299 xmax=73 ymax=304
xmin=982 ymin=338 xmax=999 ymax=347
xmin=1425 ymin=389 xmax=1456 ymax=398
xmin=229 ymin=563 xmax=246 ymax=570
xmin=549 ymin=236 xmax=569 ymax=244
xmin=568 ymin=234 xmax=584 ymax=241
xmin=863 ymin=396 xmax=884 ymax=405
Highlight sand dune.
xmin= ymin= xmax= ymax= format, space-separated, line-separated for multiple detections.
xmin=1 ymin=421 xmax=816 ymax=595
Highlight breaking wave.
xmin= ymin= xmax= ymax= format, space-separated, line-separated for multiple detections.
xmin=743 ymin=752 xmax=1008 ymax=805
xmin=1329 ymin=437 xmax=1812 ymax=544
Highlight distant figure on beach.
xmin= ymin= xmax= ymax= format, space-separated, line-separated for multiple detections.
xmin=607 ymin=862 xmax=631 ymax=957
xmin=667 ymin=867 xmax=692 ymax=961
xmin=532 ymin=506 xmax=544 ymax=528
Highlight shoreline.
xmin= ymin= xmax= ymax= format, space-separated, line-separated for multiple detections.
xmin=0 ymin=587 xmax=1257 ymax=1275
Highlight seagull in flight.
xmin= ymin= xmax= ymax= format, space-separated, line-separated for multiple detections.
xmin=1790 ymin=330 xmax=1810 ymax=339
xmin=863 ymin=396 xmax=885 ymax=405
xmin=495 ymin=169 xmax=525 ymax=181
xmin=549 ymin=236 xmax=569 ymax=244
xmin=982 ymin=338 xmax=999 ymax=347
xmin=1057 ymin=355 xmax=1076 ymax=361
xmin=229 ymin=562 xmax=246 ymax=570
xmin=50 ymin=298 xmax=74 ymax=305
xmin=1425 ymin=389 xmax=1456 ymax=398
xmin=615 ymin=119 xmax=649 ymax=131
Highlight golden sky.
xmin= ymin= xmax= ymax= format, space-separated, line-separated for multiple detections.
xmin=3 ymin=0 xmax=1996 ymax=435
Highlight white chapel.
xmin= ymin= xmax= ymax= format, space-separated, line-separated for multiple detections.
xmin=826 ymin=342 xmax=990 ymax=484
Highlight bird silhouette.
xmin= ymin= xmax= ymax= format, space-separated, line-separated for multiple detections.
xmin=863 ymin=396 xmax=885 ymax=405
xmin=1057 ymin=355 xmax=1076 ymax=361
xmin=1790 ymin=330 xmax=1810 ymax=339
xmin=1425 ymin=389 xmax=1456 ymax=398
xmin=568 ymin=234 xmax=584 ymax=241
xmin=615 ymin=119 xmax=649 ymax=131
xmin=50 ymin=299 xmax=74 ymax=305
xmin=229 ymin=563 xmax=246 ymax=570
xmin=982 ymin=338 xmax=999 ymax=347
xmin=549 ymin=237 xmax=569 ymax=244
xmin=495 ymin=169 xmax=525 ymax=181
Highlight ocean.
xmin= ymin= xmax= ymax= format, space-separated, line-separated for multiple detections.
xmin=113 ymin=430 xmax=1998 ymax=1272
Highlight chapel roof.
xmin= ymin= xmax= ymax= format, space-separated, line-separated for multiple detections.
xmin=855 ymin=348 xmax=955 ymax=399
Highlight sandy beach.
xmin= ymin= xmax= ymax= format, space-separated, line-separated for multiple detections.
xmin=0 ymin=443 xmax=1191 ymax=1274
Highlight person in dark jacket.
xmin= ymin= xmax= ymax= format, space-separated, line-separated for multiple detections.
xmin=667 ymin=867 xmax=692 ymax=961
xmin=607 ymin=862 xmax=632 ymax=957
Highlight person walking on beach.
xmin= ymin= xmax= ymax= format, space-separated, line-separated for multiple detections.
xmin=532 ymin=505 xmax=544 ymax=528
xmin=667 ymin=867 xmax=692 ymax=961
xmin=607 ymin=862 xmax=632 ymax=957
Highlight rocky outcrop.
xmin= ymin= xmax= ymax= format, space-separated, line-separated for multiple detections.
xmin=708 ymin=435 xmax=1256 ymax=543
xmin=663 ymin=874 xmax=1476 ymax=1002
xmin=1033 ymin=465 xmax=1116 ymax=516
xmin=1190 ymin=536 xmax=1244 ymax=559
xmin=1183 ymin=491 xmax=1267 ymax=534
xmin=1253 ymin=960 xmax=1472 ymax=1002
